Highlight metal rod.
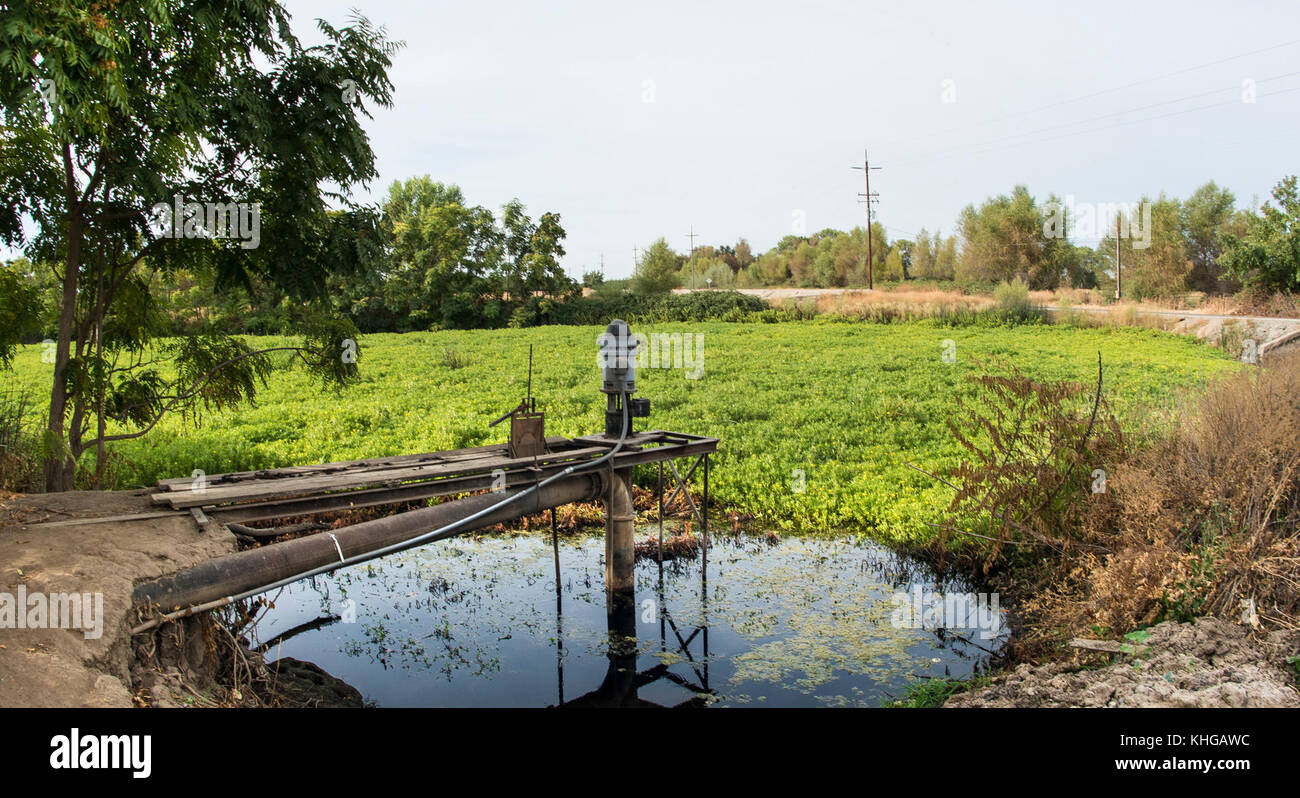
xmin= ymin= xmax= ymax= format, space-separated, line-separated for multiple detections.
xmin=702 ymin=453 xmax=709 ymax=690
xmin=657 ymin=460 xmax=664 ymax=564
xmin=552 ymin=506 xmax=563 ymax=705
xmin=665 ymin=456 xmax=706 ymax=530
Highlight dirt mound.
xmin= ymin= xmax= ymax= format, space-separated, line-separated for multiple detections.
xmin=947 ymin=618 xmax=1300 ymax=707
xmin=0 ymin=490 xmax=236 ymax=707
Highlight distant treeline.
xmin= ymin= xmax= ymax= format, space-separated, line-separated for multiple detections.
xmin=5 ymin=175 xmax=1298 ymax=341
xmin=628 ymin=175 xmax=1300 ymax=303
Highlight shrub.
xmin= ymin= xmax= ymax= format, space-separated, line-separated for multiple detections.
xmin=921 ymin=355 xmax=1127 ymax=571
xmin=1014 ymin=350 xmax=1300 ymax=647
xmin=505 ymin=290 xmax=769 ymax=327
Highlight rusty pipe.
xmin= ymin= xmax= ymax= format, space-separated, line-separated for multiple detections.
xmin=134 ymin=470 xmax=608 ymax=615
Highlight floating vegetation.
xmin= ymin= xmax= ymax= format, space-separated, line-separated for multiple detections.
xmin=252 ymin=530 xmax=1006 ymax=707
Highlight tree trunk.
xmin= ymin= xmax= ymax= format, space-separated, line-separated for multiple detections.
xmin=44 ymin=147 xmax=82 ymax=493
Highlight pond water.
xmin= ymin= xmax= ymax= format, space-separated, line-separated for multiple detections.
xmin=249 ymin=531 xmax=1008 ymax=707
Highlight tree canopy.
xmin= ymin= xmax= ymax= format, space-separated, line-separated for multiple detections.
xmin=0 ymin=1 xmax=402 ymax=489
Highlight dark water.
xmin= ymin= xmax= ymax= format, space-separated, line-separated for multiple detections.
xmin=249 ymin=531 xmax=1007 ymax=707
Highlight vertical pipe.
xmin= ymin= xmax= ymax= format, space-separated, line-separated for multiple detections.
xmin=605 ymin=466 xmax=636 ymax=602
xmin=603 ymin=467 xmax=638 ymax=705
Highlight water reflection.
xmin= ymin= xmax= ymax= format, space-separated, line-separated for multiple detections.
xmin=250 ymin=531 xmax=1006 ymax=707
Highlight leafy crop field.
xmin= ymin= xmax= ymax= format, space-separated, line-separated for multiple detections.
xmin=6 ymin=321 xmax=1241 ymax=542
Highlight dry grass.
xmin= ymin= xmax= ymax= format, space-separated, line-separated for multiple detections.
xmin=811 ymin=289 xmax=992 ymax=319
xmin=926 ymin=349 xmax=1300 ymax=661
xmin=1032 ymin=349 xmax=1300 ymax=639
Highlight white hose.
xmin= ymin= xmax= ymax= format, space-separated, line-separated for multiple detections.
xmin=132 ymin=395 xmax=633 ymax=634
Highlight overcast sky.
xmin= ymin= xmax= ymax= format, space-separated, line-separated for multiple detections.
xmin=285 ymin=1 xmax=1298 ymax=278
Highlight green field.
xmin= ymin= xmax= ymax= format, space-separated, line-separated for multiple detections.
xmin=6 ymin=321 xmax=1241 ymax=541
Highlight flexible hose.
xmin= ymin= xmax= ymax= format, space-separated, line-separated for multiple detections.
xmin=132 ymin=394 xmax=633 ymax=634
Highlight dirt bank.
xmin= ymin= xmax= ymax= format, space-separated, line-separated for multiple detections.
xmin=0 ymin=489 xmax=235 ymax=707
xmin=0 ymin=489 xmax=359 ymax=708
xmin=946 ymin=618 xmax=1300 ymax=707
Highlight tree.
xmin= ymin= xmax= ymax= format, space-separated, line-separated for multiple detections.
xmin=632 ymin=238 xmax=681 ymax=295
xmin=909 ymin=228 xmax=936 ymax=279
xmin=1103 ymin=196 xmax=1189 ymax=300
xmin=956 ymin=186 xmax=1067 ymax=289
xmin=499 ymin=200 xmax=572 ymax=302
xmin=0 ymin=261 xmax=44 ymax=368
xmin=882 ymin=245 xmax=905 ymax=282
xmin=868 ymin=222 xmax=889 ymax=282
xmin=935 ymin=234 xmax=958 ymax=280
xmin=1182 ymin=181 xmax=1237 ymax=292
xmin=787 ymin=241 xmax=815 ymax=284
xmin=1219 ymin=176 xmax=1300 ymax=294
xmin=733 ymin=238 xmax=755 ymax=272
xmin=0 ymin=3 xmax=401 ymax=490
xmin=373 ymin=178 xmax=501 ymax=329
xmin=349 ymin=177 xmax=571 ymax=330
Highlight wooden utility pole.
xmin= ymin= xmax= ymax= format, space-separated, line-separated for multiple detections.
xmin=1115 ymin=217 xmax=1122 ymax=300
xmin=852 ymin=150 xmax=881 ymax=290
xmin=686 ymin=226 xmax=699 ymax=290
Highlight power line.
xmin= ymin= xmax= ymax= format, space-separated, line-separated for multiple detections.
xmin=949 ymin=83 xmax=1300 ymax=165
xmin=879 ymin=37 xmax=1300 ymax=153
xmin=895 ymin=70 xmax=1300 ymax=168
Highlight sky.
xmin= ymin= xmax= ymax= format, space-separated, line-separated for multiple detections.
xmin=34 ymin=0 xmax=1300 ymax=279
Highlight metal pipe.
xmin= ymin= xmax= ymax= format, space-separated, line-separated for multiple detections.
xmin=132 ymin=395 xmax=635 ymax=634
xmin=134 ymin=471 xmax=607 ymax=615
xmin=605 ymin=467 xmax=635 ymax=598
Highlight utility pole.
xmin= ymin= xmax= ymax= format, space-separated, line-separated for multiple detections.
xmin=1114 ymin=217 xmax=1122 ymax=300
xmin=599 ymin=252 xmax=605 ymax=279
xmin=632 ymin=247 xmax=640 ymax=272
xmin=686 ymin=226 xmax=699 ymax=291
xmin=852 ymin=150 xmax=881 ymax=290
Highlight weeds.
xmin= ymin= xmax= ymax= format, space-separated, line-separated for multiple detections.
xmin=441 ymin=347 xmax=470 ymax=369
xmin=0 ymin=388 xmax=40 ymax=492
xmin=888 ymin=674 xmax=993 ymax=707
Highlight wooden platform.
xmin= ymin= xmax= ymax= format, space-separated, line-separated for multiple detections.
xmin=150 ymin=430 xmax=718 ymax=526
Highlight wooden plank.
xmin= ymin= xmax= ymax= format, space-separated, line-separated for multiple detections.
xmin=25 ymin=509 xmax=189 ymax=529
xmin=190 ymin=506 xmax=212 ymax=532
xmin=154 ymin=437 xmax=570 ymax=490
xmin=208 ymin=437 xmax=718 ymax=524
xmin=209 ymin=469 xmax=537 ymax=524
xmin=153 ymin=445 xmax=615 ymax=509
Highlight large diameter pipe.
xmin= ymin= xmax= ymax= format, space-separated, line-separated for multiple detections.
xmin=135 ymin=471 xmax=608 ymax=612
xmin=605 ymin=467 xmax=636 ymax=603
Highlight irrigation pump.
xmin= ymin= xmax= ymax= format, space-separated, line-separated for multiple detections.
xmin=599 ymin=319 xmax=650 ymax=437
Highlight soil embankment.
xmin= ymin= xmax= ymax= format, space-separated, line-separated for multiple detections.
xmin=0 ymin=489 xmax=235 ymax=706
xmin=947 ymin=618 xmax=1300 ymax=707
xmin=1 ymin=489 xmax=365 ymax=707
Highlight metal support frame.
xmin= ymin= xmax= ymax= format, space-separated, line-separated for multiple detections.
xmin=551 ymin=446 xmax=715 ymax=705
